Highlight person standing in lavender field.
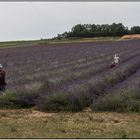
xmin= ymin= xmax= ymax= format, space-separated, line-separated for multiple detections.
xmin=0 ymin=64 xmax=6 ymax=91
xmin=110 ymin=54 xmax=120 ymax=69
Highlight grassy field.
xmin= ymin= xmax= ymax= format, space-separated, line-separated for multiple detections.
xmin=42 ymin=37 xmax=120 ymax=44
xmin=0 ymin=37 xmax=120 ymax=48
xmin=0 ymin=108 xmax=140 ymax=138
xmin=0 ymin=40 xmax=39 ymax=49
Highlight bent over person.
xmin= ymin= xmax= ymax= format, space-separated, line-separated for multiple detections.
xmin=0 ymin=64 xmax=6 ymax=91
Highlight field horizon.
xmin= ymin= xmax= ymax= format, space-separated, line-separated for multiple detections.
xmin=0 ymin=36 xmax=121 ymax=49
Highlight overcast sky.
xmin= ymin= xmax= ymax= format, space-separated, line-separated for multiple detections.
xmin=0 ymin=2 xmax=140 ymax=41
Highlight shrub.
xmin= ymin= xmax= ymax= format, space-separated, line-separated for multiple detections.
xmin=92 ymin=90 xmax=140 ymax=112
xmin=37 ymin=90 xmax=90 ymax=112
xmin=0 ymin=83 xmax=43 ymax=108
xmin=0 ymin=81 xmax=56 ymax=109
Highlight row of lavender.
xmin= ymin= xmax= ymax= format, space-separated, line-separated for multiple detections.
xmin=36 ymin=54 xmax=140 ymax=111
xmin=6 ymin=40 xmax=140 ymax=91
xmin=0 ymin=39 xmax=140 ymax=111
xmin=93 ymin=68 xmax=140 ymax=112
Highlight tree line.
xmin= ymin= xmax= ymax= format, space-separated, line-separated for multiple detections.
xmin=55 ymin=23 xmax=140 ymax=39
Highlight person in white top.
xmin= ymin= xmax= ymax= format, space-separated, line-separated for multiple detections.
xmin=110 ymin=54 xmax=120 ymax=69
xmin=114 ymin=54 xmax=120 ymax=65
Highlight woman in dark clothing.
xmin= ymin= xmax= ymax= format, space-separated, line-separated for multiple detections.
xmin=0 ymin=64 xmax=6 ymax=91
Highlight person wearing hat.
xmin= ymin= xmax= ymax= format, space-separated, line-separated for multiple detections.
xmin=0 ymin=64 xmax=6 ymax=91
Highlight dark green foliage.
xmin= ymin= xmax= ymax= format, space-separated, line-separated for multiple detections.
xmin=130 ymin=26 xmax=140 ymax=34
xmin=37 ymin=92 xmax=89 ymax=112
xmin=0 ymin=89 xmax=40 ymax=108
xmin=0 ymin=82 xmax=48 ymax=109
xmin=92 ymin=90 xmax=140 ymax=112
xmin=55 ymin=23 xmax=140 ymax=39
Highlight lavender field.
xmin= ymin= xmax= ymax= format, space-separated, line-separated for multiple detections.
xmin=0 ymin=39 xmax=140 ymax=112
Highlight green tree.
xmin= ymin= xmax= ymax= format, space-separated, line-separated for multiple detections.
xmin=130 ymin=26 xmax=140 ymax=34
xmin=56 ymin=23 xmax=139 ymax=38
